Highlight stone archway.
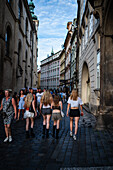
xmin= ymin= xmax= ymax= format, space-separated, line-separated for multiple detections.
xmin=81 ymin=62 xmax=90 ymax=104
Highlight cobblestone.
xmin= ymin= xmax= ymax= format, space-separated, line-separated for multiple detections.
xmin=0 ymin=104 xmax=113 ymax=170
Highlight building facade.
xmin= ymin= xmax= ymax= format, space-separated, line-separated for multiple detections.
xmin=70 ymin=19 xmax=78 ymax=90
xmin=89 ymin=0 xmax=113 ymax=116
xmin=37 ymin=70 xmax=41 ymax=88
xmin=40 ymin=51 xmax=61 ymax=90
xmin=59 ymin=49 xmax=65 ymax=88
xmin=64 ymin=22 xmax=73 ymax=92
xmin=77 ymin=0 xmax=100 ymax=115
xmin=0 ymin=0 xmax=39 ymax=92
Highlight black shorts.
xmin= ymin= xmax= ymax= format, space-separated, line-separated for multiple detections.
xmin=69 ymin=109 xmax=80 ymax=117
xmin=41 ymin=108 xmax=52 ymax=115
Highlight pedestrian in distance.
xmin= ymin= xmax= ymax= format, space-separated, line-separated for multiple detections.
xmin=17 ymin=89 xmax=26 ymax=121
xmin=24 ymin=93 xmax=37 ymax=139
xmin=0 ymin=89 xmax=17 ymax=143
xmin=36 ymin=88 xmax=43 ymax=117
xmin=51 ymin=95 xmax=63 ymax=139
xmin=40 ymin=91 xmax=53 ymax=138
xmin=67 ymin=89 xmax=83 ymax=140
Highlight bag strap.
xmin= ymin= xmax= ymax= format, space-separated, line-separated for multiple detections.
xmin=6 ymin=97 xmax=12 ymax=112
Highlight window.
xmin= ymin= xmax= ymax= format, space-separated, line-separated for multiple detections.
xmin=5 ymin=26 xmax=11 ymax=57
xmin=85 ymin=26 xmax=88 ymax=45
xmin=18 ymin=0 xmax=22 ymax=23
xmin=97 ymin=50 xmax=100 ymax=88
xmin=89 ymin=14 xmax=93 ymax=36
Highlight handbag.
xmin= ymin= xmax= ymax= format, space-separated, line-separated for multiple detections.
xmin=61 ymin=110 xmax=65 ymax=117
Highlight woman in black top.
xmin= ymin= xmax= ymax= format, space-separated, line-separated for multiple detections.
xmin=51 ymin=95 xmax=63 ymax=139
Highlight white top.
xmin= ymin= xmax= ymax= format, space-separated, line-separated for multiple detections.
xmin=67 ymin=97 xmax=83 ymax=107
xmin=36 ymin=92 xmax=43 ymax=103
xmin=42 ymin=104 xmax=51 ymax=108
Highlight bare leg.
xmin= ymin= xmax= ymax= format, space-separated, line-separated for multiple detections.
xmin=43 ymin=115 xmax=47 ymax=125
xmin=30 ymin=118 xmax=34 ymax=129
xmin=46 ymin=115 xmax=51 ymax=129
xmin=56 ymin=120 xmax=60 ymax=129
xmin=5 ymin=125 xmax=8 ymax=137
xmin=74 ymin=117 xmax=80 ymax=135
xmin=70 ymin=117 xmax=73 ymax=132
xmin=54 ymin=120 xmax=57 ymax=126
xmin=26 ymin=118 xmax=29 ymax=131
xmin=17 ymin=109 xmax=21 ymax=120
xmin=7 ymin=124 xmax=11 ymax=136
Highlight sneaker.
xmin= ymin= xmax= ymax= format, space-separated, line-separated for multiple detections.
xmin=9 ymin=136 xmax=12 ymax=142
xmin=70 ymin=131 xmax=73 ymax=137
xmin=73 ymin=135 xmax=76 ymax=140
xmin=4 ymin=137 xmax=8 ymax=143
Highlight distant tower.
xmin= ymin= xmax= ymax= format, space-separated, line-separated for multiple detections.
xmin=51 ymin=47 xmax=54 ymax=56
xmin=28 ymin=0 xmax=37 ymax=20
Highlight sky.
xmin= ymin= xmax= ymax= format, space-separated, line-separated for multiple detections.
xmin=29 ymin=0 xmax=78 ymax=68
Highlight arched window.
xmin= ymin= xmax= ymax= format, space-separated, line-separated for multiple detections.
xmin=18 ymin=0 xmax=22 ymax=23
xmin=18 ymin=41 xmax=21 ymax=65
xmin=5 ymin=26 xmax=12 ymax=57
xmin=25 ymin=18 xmax=28 ymax=38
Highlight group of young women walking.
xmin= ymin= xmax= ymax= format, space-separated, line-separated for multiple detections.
xmin=0 ymin=88 xmax=84 ymax=142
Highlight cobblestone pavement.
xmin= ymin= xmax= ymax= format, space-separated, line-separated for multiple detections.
xmin=0 ymin=104 xmax=113 ymax=170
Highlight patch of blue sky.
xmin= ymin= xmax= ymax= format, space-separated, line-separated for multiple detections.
xmin=28 ymin=0 xmax=77 ymax=67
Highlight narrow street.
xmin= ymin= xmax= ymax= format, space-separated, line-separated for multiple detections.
xmin=0 ymin=104 xmax=113 ymax=170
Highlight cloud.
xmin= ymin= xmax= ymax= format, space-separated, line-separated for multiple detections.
xmin=29 ymin=0 xmax=78 ymax=68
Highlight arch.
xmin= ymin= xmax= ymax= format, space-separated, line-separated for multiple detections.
xmin=5 ymin=25 xmax=12 ymax=57
xmin=104 ymin=0 xmax=113 ymax=35
xmin=81 ymin=62 xmax=90 ymax=104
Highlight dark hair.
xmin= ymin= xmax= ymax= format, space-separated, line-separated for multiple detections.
xmin=53 ymin=95 xmax=60 ymax=105
xmin=19 ymin=89 xmax=24 ymax=100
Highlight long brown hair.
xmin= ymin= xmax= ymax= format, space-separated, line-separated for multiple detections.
xmin=24 ymin=93 xmax=33 ymax=108
xmin=53 ymin=95 xmax=60 ymax=106
xmin=41 ymin=91 xmax=53 ymax=106
xmin=70 ymin=89 xmax=78 ymax=101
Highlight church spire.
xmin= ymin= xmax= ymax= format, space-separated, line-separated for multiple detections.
xmin=51 ymin=47 xmax=54 ymax=56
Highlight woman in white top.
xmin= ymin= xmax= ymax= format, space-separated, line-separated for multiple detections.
xmin=67 ymin=89 xmax=83 ymax=140
xmin=40 ymin=91 xmax=53 ymax=138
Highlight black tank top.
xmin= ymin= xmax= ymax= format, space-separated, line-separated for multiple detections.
xmin=52 ymin=106 xmax=60 ymax=110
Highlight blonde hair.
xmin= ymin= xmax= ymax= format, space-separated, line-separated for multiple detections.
xmin=41 ymin=91 xmax=52 ymax=106
xmin=70 ymin=89 xmax=78 ymax=101
xmin=25 ymin=93 xmax=33 ymax=108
